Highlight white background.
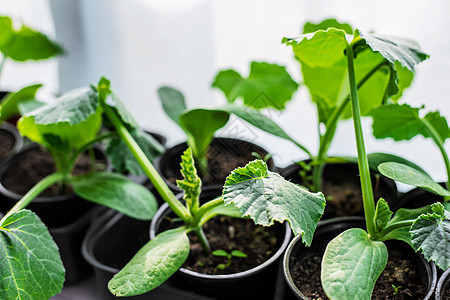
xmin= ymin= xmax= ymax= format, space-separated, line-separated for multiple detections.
xmin=1 ymin=0 xmax=450 ymax=188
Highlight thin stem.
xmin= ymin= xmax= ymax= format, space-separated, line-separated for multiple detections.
xmin=0 ymin=172 xmax=66 ymax=224
xmin=422 ymin=118 xmax=450 ymax=191
xmin=378 ymin=220 xmax=414 ymax=239
xmin=102 ymin=104 xmax=190 ymax=223
xmin=347 ymin=42 xmax=376 ymax=237
xmin=193 ymin=227 xmax=211 ymax=254
xmin=194 ymin=197 xmax=224 ymax=225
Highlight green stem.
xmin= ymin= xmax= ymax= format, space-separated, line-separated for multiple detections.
xmin=347 ymin=42 xmax=376 ymax=237
xmin=102 ymin=104 xmax=190 ymax=223
xmin=193 ymin=227 xmax=211 ymax=254
xmin=193 ymin=197 xmax=224 ymax=225
xmin=378 ymin=220 xmax=414 ymax=239
xmin=0 ymin=172 xmax=66 ymax=224
xmin=422 ymin=118 xmax=450 ymax=191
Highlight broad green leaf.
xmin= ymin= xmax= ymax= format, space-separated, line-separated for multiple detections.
xmin=158 ymin=86 xmax=187 ymax=126
xmin=391 ymin=61 xmax=414 ymax=101
xmin=198 ymin=198 xmax=242 ymax=225
xmin=367 ymin=152 xmax=426 ymax=174
xmin=213 ymin=62 xmax=299 ymax=110
xmin=378 ymin=162 xmax=450 ymax=196
xmin=17 ymin=99 xmax=46 ymax=116
xmin=0 ymin=16 xmax=13 ymax=47
xmin=371 ymin=104 xmax=449 ymax=142
xmin=71 ymin=172 xmax=157 ymax=220
xmin=303 ymin=18 xmax=353 ymax=34
xmin=0 ymin=210 xmax=65 ymax=300
xmin=177 ymin=148 xmax=201 ymax=214
xmin=17 ymin=87 xmax=102 ymax=149
xmin=382 ymin=205 xmax=433 ymax=245
xmin=0 ymin=84 xmax=42 ymax=122
xmin=0 ymin=25 xmax=63 ymax=61
xmin=374 ymin=198 xmax=392 ymax=233
xmin=179 ymin=108 xmax=230 ymax=159
xmin=106 ymin=129 xmax=164 ymax=175
xmin=212 ymin=250 xmax=228 ymax=257
xmin=411 ymin=203 xmax=450 ymax=270
xmin=321 ymin=228 xmax=388 ymax=300
xmin=108 ymin=227 xmax=190 ymax=296
xmin=359 ymin=31 xmax=429 ymax=71
xmin=222 ymin=160 xmax=325 ymax=246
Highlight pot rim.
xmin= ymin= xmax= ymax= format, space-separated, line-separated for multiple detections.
xmin=435 ymin=266 xmax=450 ymax=300
xmin=282 ymin=216 xmax=437 ymax=300
xmin=0 ymin=122 xmax=23 ymax=157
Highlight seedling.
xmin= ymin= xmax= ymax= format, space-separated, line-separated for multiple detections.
xmin=0 ymin=85 xmax=162 ymax=299
xmin=212 ymin=249 xmax=247 ymax=274
xmin=225 ymin=25 xmax=450 ymax=299
xmin=391 ymin=284 xmax=402 ymax=296
xmin=93 ymin=78 xmax=325 ymax=297
xmin=214 ymin=19 xmax=418 ymax=192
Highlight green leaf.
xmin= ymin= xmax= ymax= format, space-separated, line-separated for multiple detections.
xmin=359 ymin=31 xmax=429 ymax=71
xmin=303 ymin=18 xmax=353 ymax=34
xmin=198 ymin=199 xmax=242 ymax=225
xmin=108 ymin=227 xmax=190 ymax=296
xmin=0 ymin=210 xmax=65 ymax=300
xmin=0 ymin=16 xmax=14 ymax=47
xmin=17 ymin=87 xmax=102 ymax=149
xmin=212 ymin=250 xmax=228 ymax=257
xmin=0 ymin=84 xmax=42 ymax=122
xmin=106 ymin=129 xmax=164 ymax=175
xmin=213 ymin=62 xmax=299 ymax=110
xmin=370 ymin=104 xmax=449 ymax=142
xmin=158 ymin=86 xmax=187 ymax=126
xmin=321 ymin=228 xmax=388 ymax=300
xmin=231 ymin=250 xmax=247 ymax=258
xmin=367 ymin=152 xmax=426 ymax=174
xmin=391 ymin=61 xmax=414 ymax=101
xmin=71 ymin=172 xmax=157 ymax=220
xmin=223 ymin=160 xmax=325 ymax=246
xmin=374 ymin=198 xmax=392 ymax=233
xmin=17 ymin=99 xmax=46 ymax=116
xmin=410 ymin=202 xmax=450 ymax=270
xmin=378 ymin=162 xmax=450 ymax=196
xmin=179 ymin=108 xmax=230 ymax=159
xmin=177 ymin=148 xmax=201 ymax=214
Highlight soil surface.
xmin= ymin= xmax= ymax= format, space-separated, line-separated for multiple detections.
xmin=2 ymin=146 xmax=107 ymax=196
xmin=160 ymin=215 xmax=284 ymax=275
xmin=163 ymin=140 xmax=272 ymax=187
xmin=291 ymin=245 xmax=428 ymax=299
xmin=0 ymin=129 xmax=15 ymax=160
xmin=445 ymin=288 xmax=450 ymax=300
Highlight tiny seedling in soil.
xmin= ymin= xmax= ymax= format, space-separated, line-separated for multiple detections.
xmin=391 ymin=284 xmax=402 ymax=296
xmin=212 ymin=249 xmax=247 ymax=274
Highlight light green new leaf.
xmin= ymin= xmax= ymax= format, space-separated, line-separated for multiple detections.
xmin=213 ymin=62 xmax=299 ymax=110
xmin=303 ymin=18 xmax=353 ymax=34
xmin=17 ymin=87 xmax=102 ymax=149
xmin=321 ymin=228 xmax=388 ymax=300
xmin=371 ymin=104 xmax=449 ymax=142
xmin=106 ymin=129 xmax=164 ymax=175
xmin=359 ymin=31 xmax=429 ymax=71
xmin=410 ymin=202 xmax=450 ymax=270
xmin=158 ymin=86 xmax=187 ymax=126
xmin=223 ymin=160 xmax=325 ymax=246
xmin=0 ymin=210 xmax=65 ymax=300
xmin=378 ymin=162 xmax=450 ymax=196
xmin=0 ymin=84 xmax=42 ymax=122
xmin=179 ymin=108 xmax=230 ymax=159
xmin=0 ymin=16 xmax=13 ymax=47
xmin=71 ymin=172 xmax=157 ymax=220
xmin=108 ymin=227 xmax=190 ymax=296
xmin=374 ymin=198 xmax=392 ymax=233
xmin=177 ymin=148 xmax=201 ymax=214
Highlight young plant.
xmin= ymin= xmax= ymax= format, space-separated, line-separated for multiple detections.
xmin=0 ymin=85 xmax=160 ymax=299
xmin=214 ymin=19 xmax=419 ymax=192
xmin=158 ymin=61 xmax=298 ymax=176
xmin=225 ymin=26 xmax=450 ymax=299
xmin=96 ymin=78 xmax=325 ymax=297
xmin=212 ymin=249 xmax=247 ymax=274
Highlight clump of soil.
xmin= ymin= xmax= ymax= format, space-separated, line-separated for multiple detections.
xmin=0 ymin=129 xmax=15 ymax=160
xmin=163 ymin=139 xmax=272 ymax=187
xmin=2 ymin=146 xmax=107 ymax=197
xmin=160 ymin=215 xmax=283 ymax=275
xmin=291 ymin=246 xmax=428 ymax=299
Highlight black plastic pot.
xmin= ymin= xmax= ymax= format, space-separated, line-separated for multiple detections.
xmin=82 ymin=208 xmax=213 ymax=300
xmin=281 ymin=217 xmax=437 ymax=300
xmin=0 ymin=144 xmax=110 ymax=284
xmin=150 ymin=188 xmax=292 ymax=300
xmin=0 ymin=122 xmax=23 ymax=162
xmin=155 ymin=137 xmax=275 ymax=192
xmin=281 ymin=162 xmax=397 ymax=218
xmin=436 ymin=267 xmax=450 ymax=300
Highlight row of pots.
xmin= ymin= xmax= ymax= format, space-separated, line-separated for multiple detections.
xmin=0 ymin=130 xmax=449 ymax=299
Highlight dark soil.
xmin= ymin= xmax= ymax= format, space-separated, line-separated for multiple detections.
xmin=163 ymin=140 xmax=272 ymax=187
xmin=2 ymin=146 xmax=107 ymax=197
xmin=291 ymin=246 xmax=428 ymax=299
xmin=445 ymin=288 xmax=450 ymax=300
xmin=0 ymin=129 xmax=15 ymax=160
xmin=160 ymin=215 xmax=283 ymax=275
